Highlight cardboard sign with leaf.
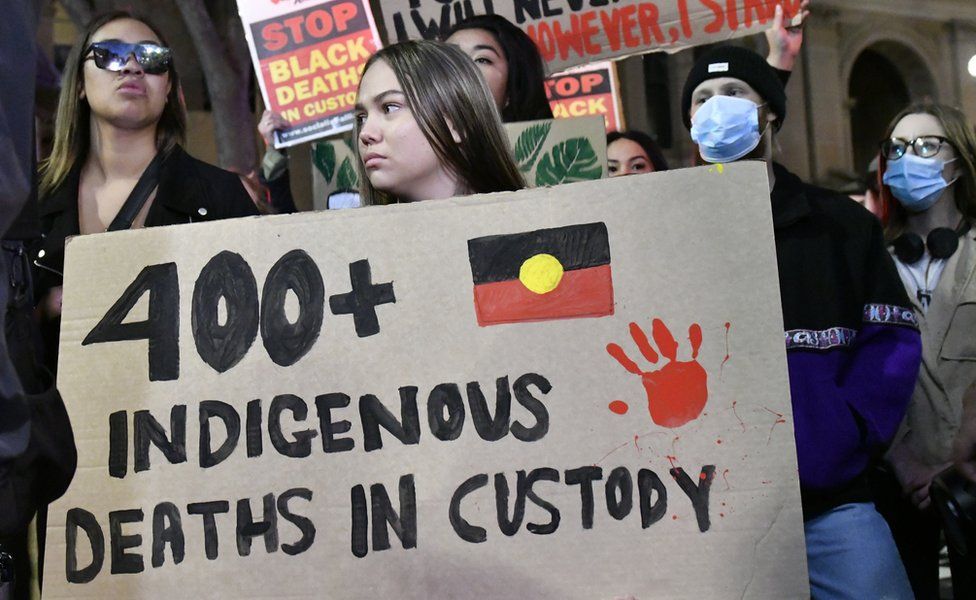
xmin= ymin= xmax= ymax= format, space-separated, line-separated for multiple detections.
xmin=44 ymin=163 xmax=807 ymax=598
xmin=312 ymin=116 xmax=607 ymax=209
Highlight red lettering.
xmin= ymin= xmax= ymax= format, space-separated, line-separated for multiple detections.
xmin=637 ymin=4 xmax=665 ymax=46
xmin=333 ymin=2 xmax=359 ymax=31
xmin=726 ymin=0 xmax=739 ymax=30
xmin=620 ymin=6 xmax=641 ymax=49
xmin=527 ymin=23 xmax=557 ymax=62
xmin=553 ymin=16 xmax=584 ymax=61
xmin=743 ymin=0 xmax=772 ymax=27
xmin=677 ymin=0 xmax=693 ymax=38
xmin=556 ymin=77 xmax=579 ymax=97
xmin=306 ymin=11 xmax=335 ymax=38
xmin=283 ymin=16 xmax=306 ymax=45
xmin=700 ymin=0 xmax=725 ymax=34
xmin=261 ymin=23 xmax=288 ymax=53
xmin=600 ymin=10 xmax=623 ymax=51
xmin=580 ymin=11 xmax=601 ymax=56
xmin=580 ymin=73 xmax=603 ymax=94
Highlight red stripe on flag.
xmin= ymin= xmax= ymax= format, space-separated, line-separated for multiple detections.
xmin=473 ymin=265 xmax=614 ymax=326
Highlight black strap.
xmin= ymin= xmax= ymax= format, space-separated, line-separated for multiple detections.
xmin=106 ymin=150 xmax=167 ymax=232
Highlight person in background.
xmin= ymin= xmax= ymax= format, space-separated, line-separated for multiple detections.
xmin=606 ymin=130 xmax=669 ymax=177
xmin=682 ymin=45 xmax=920 ymax=599
xmin=255 ymin=109 xmax=299 ymax=213
xmin=444 ymin=14 xmax=553 ymax=123
xmin=353 ymin=40 xmax=524 ymax=205
xmin=34 ymin=11 xmax=258 ymax=367
xmin=872 ymin=102 xmax=976 ymax=600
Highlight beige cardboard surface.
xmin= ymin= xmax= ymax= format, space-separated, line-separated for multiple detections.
xmin=377 ymin=0 xmax=808 ymax=72
xmin=313 ymin=115 xmax=608 ymax=210
xmin=44 ymin=162 xmax=807 ymax=599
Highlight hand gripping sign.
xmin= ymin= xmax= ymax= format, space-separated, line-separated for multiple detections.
xmin=44 ymin=163 xmax=807 ymax=598
xmin=238 ymin=0 xmax=383 ymax=147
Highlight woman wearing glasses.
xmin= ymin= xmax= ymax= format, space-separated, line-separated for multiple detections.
xmin=875 ymin=103 xmax=976 ymax=600
xmin=34 ymin=11 xmax=258 ymax=369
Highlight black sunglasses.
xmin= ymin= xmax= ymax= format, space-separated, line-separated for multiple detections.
xmin=881 ymin=136 xmax=951 ymax=161
xmin=84 ymin=40 xmax=172 ymax=75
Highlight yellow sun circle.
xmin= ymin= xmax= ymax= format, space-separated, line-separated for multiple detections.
xmin=519 ymin=253 xmax=564 ymax=294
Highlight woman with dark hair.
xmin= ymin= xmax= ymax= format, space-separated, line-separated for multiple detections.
xmin=875 ymin=102 xmax=976 ymax=600
xmin=34 ymin=11 xmax=258 ymax=364
xmin=354 ymin=40 xmax=524 ymax=205
xmin=444 ymin=14 xmax=552 ymax=123
xmin=606 ymin=130 xmax=669 ymax=177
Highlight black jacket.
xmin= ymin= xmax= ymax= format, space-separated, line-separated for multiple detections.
xmin=770 ymin=162 xmax=922 ymax=519
xmin=34 ymin=144 xmax=259 ymax=292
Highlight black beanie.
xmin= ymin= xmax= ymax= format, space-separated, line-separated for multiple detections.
xmin=681 ymin=45 xmax=787 ymax=130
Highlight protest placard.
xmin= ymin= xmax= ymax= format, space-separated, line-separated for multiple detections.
xmin=238 ymin=0 xmax=382 ymax=147
xmin=44 ymin=162 xmax=807 ymax=598
xmin=312 ymin=115 xmax=608 ymax=210
xmin=378 ymin=0 xmax=807 ymax=72
xmin=546 ymin=62 xmax=623 ymax=131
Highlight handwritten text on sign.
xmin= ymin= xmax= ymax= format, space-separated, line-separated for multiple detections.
xmin=381 ymin=0 xmax=806 ymax=72
xmin=46 ymin=164 xmax=807 ymax=598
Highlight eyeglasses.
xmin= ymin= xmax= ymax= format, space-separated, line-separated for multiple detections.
xmin=881 ymin=136 xmax=951 ymax=160
xmin=84 ymin=41 xmax=172 ymax=75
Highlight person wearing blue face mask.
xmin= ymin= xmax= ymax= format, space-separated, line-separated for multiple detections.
xmin=873 ymin=103 xmax=976 ymax=600
xmin=682 ymin=46 xmax=922 ymax=600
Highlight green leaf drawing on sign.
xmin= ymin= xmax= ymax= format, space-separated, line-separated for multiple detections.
xmin=336 ymin=156 xmax=358 ymax=190
xmin=312 ymin=143 xmax=336 ymax=184
xmin=514 ymin=122 xmax=552 ymax=173
xmin=342 ymin=136 xmax=356 ymax=153
xmin=534 ymin=137 xmax=602 ymax=186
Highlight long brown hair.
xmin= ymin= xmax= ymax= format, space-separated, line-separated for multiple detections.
xmin=39 ymin=11 xmax=186 ymax=199
xmin=354 ymin=40 xmax=524 ymax=206
xmin=880 ymin=102 xmax=976 ymax=239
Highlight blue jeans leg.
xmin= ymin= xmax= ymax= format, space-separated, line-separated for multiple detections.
xmin=804 ymin=502 xmax=913 ymax=600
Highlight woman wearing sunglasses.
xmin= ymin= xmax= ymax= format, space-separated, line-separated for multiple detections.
xmin=34 ymin=11 xmax=258 ymax=370
xmin=874 ymin=102 xmax=976 ymax=599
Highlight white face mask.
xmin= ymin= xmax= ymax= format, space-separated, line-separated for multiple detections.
xmin=690 ymin=95 xmax=766 ymax=163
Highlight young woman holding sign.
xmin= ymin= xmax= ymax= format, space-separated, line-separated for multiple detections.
xmin=35 ymin=11 xmax=258 ymax=363
xmin=444 ymin=15 xmax=553 ymax=123
xmin=353 ymin=40 xmax=524 ymax=205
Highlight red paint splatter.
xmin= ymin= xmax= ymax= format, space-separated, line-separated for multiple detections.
xmin=720 ymin=322 xmax=732 ymax=375
xmin=699 ymin=472 xmax=708 ymax=480
xmin=716 ymin=439 xmax=723 ymax=445
xmin=719 ymin=513 xmax=725 ymax=518
xmin=595 ymin=440 xmax=630 ymax=465
xmin=731 ymin=400 xmax=746 ymax=432
xmin=763 ymin=407 xmax=787 ymax=444
xmin=605 ymin=318 xmax=709 ymax=428
xmin=666 ymin=455 xmax=678 ymax=469
xmin=609 ymin=400 xmax=629 ymax=415
xmin=633 ymin=434 xmax=641 ymax=453
xmin=722 ymin=469 xmax=731 ymax=490
xmin=672 ymin=515 xmax=679 ymax=520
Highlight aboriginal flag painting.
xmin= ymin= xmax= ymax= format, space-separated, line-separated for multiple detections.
xmin=467 ymin=222 xmax=614 ymax=326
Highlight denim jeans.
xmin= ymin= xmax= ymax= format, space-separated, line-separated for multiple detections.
xmin=805 ymin=502 xmax=913 ymax=600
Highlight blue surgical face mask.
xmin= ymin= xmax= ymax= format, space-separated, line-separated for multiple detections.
xmin=690 ymin=95 xmax=766 ymax=163
xmin=882 ymin=153 xmax=957 ymax=213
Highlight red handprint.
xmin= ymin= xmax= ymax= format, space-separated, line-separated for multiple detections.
xmin=606 ymin=319 xmax=708 ymax=428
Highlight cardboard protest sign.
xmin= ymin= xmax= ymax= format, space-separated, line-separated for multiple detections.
xmin=312 ymin=115 xmax=608 ymax=210
xmin=379 ymin=0 xmax=807 ymax=72
xmin=546 ymin=62 xmax=623 ymax=131
xmin=44 ymin=162 xmax=808 ymax=598
xmin=238 ymin=0 xmax=382 ymax=147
